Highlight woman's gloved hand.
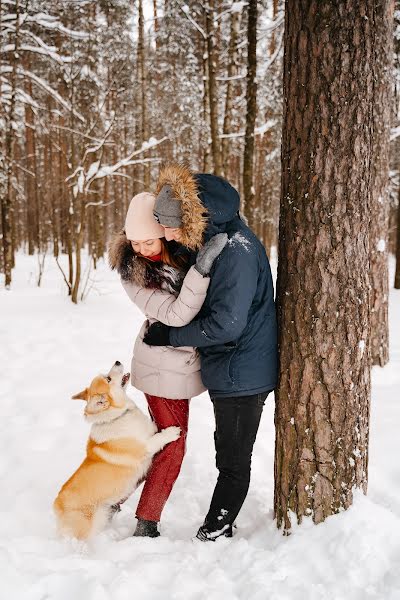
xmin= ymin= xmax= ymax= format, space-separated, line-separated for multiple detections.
xmin=194 ymin=233 xmax=228 ymax=276
xmin=143 ymin=322 xmax=171 ymax=346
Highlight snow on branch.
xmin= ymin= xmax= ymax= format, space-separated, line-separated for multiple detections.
xmin=216 ymin=74 xmax=246 ymax=82
xmin=214 ymin=3 xmax=248 ymax=22
xmin=84 ymin=200 xmax=115 ymax=210
xmin=49 ymin=124 xmax=106 ymax=144
xmin=68 ymin=137 xmax=168 ymax=197
xmin=219 ymin=120 xmax=276 ymax=139
xmin=0 ymin=65 xmax=85 ymax=122
xmin=178 ymin=2 xmax=207 ymax=39
xmin=263 ymin=30 xmax=284 ymax=73
xmin=16 ymin=13 xmax=89 ymax=40
xmin=258 ymin=14 xmax=285 ymax=36
xmin=1 ymin=43 xmax=71 ymax=65
xmin=89 ymin=138 xmax=168 ymax=183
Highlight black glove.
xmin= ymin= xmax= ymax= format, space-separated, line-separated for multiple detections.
xmin=143 ymin=322 xmax=171 ymax=346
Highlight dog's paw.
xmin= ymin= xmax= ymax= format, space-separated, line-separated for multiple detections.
xmin=163 ymin=426 xmax=181 ymax=443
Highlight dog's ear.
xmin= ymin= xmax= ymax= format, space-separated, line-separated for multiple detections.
xmin=71 ymin=388 xmax=89 ymax=401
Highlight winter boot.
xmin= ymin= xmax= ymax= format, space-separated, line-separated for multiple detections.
xmin=133 ymin=518 xmax=160 ymax=538
xmin=195 ymin=522 xmax=235 ymax=542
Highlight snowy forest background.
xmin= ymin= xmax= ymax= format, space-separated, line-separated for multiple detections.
xmin=1 ymin=0 xmax=397 ymax=301
xmin=1 ymin=0 xmax=285 ymax=301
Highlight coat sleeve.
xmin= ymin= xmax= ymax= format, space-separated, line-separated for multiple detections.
xmin=168 ymin=243 xmax=259 ymax=348
xmin=121 ymin=265 xmax=210 ymax=327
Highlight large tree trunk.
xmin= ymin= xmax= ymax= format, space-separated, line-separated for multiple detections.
xmin=274 ymin=0 xmax=387 ymax=532
xmin=243 ymin=0 xmax=258 ymax=229
xmin=369 ymin=1 xmax=394 ymax=366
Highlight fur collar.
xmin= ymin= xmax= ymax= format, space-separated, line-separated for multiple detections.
xmin=156 ymin=164 xmax=208 ymax=251
xmin=108 ymin=231 xmax=184 ymax=294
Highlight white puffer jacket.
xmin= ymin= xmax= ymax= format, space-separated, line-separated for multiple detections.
xmin=122 ymin=265 xmax=209 ymax=399
xmin=109 ymin=231 xmax=210 ymax=398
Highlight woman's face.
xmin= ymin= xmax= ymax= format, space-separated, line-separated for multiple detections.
xmin=163 ymin=227 xmax=183 ymax=243
xmin=130 ymin=238 xmax=162 ymax=257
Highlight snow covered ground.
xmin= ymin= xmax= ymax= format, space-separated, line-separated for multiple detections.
xmin=1 ymin=253 xmax=400 ymax=600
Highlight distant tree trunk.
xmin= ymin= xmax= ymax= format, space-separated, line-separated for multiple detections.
xmin=243 ymin=0 xmax=258 ymax=228
xmin=24 ymin=55 xmax=41 ymax=254
xmin=46 ymin=100 xmax=59 ymax=258
xmin=205 ymin=0 xmax=222 ymax=175
xmin=137 ymin=0 xmax=150 ymax=188
xmin=58 ymin=114 xmax=73 ymax=292
xmin=153 ymin=0 xmax=159 ymax=49
xmin=1 ymin=0 xmax=20 ymax=287
xmin=221 ymin=9 xmax=241 ymax=177
xmin=269 ymin=0 xmax=279 ymax=55
xmin=254 ymin=132 xmax=268 ymax=242
xmin=395 ymin=184 xmax=400 ymax=289
xmin=274 ymin=0 xmax=382 ymax=532
xmin=71 ymin=192 xmax=85 ymax=305
xmin=369 ymin=0 xmax=393 ymax=366
xmin=202 ymin=34 xmax=212 ymax=172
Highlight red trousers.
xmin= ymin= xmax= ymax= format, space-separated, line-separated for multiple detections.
xmin=136 ymin=394 xmax=189 ymax=522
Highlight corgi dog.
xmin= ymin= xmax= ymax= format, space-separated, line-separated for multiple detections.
xmin=54 ymin=361 xmax=180 ymax=540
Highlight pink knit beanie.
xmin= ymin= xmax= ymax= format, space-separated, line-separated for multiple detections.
xmin=125 ymin=192 xmax=165 ymax=241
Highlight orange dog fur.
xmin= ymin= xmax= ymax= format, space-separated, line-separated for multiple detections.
xmin=54 ymin=361 xmax=180 ymax=540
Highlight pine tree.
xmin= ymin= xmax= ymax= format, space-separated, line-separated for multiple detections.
xmin=274 ymin=0 xmax=392 ymax=531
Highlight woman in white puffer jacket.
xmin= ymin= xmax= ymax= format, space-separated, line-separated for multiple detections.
xmin=109 ymin=192 xmax=226 ymax=539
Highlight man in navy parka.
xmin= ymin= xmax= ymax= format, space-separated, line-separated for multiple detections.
xmin=143 ymin=164 xmax=278 ymax=541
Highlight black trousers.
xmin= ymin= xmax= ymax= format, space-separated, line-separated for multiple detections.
xmin=204 ymin=391 xmax=269 ymax=531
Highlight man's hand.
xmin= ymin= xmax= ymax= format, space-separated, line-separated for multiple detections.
xmin=143 ymin=322 xmax=171 ymax=346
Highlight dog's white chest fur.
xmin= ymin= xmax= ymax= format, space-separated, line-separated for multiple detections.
xmin=90 ymin=401 xmax=157 ymax=444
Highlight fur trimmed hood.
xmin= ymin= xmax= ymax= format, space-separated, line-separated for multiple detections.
xmin=156 ymin=164 xmax=207 ymax=251
xmin=108 ymin=231 xmax=183 ymax=294
xmin=156 ymin=164 xmax=241 ymax=250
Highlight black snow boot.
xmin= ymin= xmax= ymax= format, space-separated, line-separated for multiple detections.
xmin=195 ymin=522 xmax=234 ymax=542
xmin=133 ymin=518 xmax=160 ymax=538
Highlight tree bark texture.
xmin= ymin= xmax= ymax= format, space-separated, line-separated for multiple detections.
xmin=243 ymin=0 xmax=258 ymax=227
xmin=395 ymin=183 xmax=400 ymax=289
xmin=274 ymin=0 xmax=380 ymax=531
xmin=369 ymin=0 xmax=393 ymax=366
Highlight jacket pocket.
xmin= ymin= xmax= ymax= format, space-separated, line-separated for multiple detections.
xmin=201 ymin=345 xmax=236 ymax=391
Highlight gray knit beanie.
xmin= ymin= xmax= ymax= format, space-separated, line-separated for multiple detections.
xmin=153 ymin=185 xmax=183 ymax=228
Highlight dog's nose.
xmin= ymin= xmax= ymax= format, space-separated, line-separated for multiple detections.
xmin=115 ymin=360 xmax=121 ymax=366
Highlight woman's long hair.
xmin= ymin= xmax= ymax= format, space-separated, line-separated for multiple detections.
xmin=160 ymin=238 xmax=187 ymax=270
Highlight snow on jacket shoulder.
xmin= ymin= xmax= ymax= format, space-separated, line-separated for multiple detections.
xmin=108 ymin=231 xmax=208 ymax=399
